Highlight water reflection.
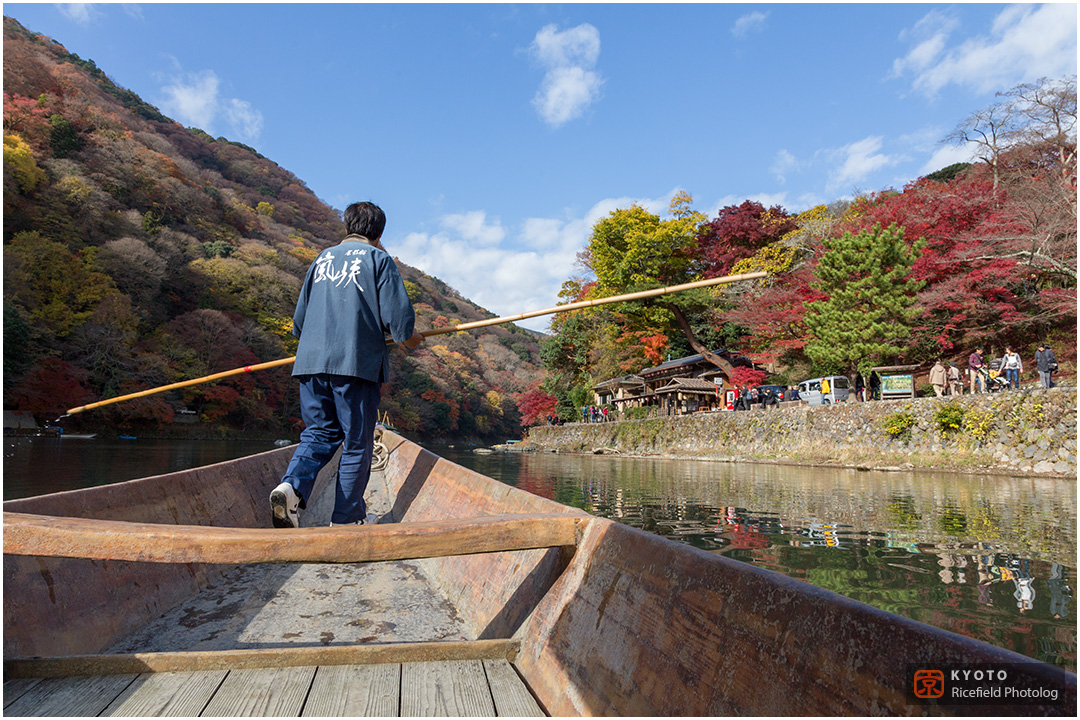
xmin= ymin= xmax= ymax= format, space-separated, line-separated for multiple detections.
xmin=3 ymin=436 xmax=280 ymax=500
xmin=438 ymin=447 xmax=1077 ymax=672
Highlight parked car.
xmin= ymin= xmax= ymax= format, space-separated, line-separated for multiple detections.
xmin=754 ymin=385 xmax=787 ymax=403
xmin=797 ymin=376 xmax=850 ymax=405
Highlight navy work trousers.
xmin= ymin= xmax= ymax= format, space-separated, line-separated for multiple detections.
xmin=281 ymin=374 xmax=381 ymax=525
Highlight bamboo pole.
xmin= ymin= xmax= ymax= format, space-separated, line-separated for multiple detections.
xmin=65 ymin=357 xmax=298 ymax=415
xmin=415 ymin=270 xmax=766 ymax=339
xmin=65 ymin=270 xmax=765 ymax=415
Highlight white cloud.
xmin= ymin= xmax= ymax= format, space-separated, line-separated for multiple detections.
xmin=771 ymin=149 xmax=799 ymax=184
xmin=158 ymin=69 xmax=264 ymax=143
xmin=391 ymin=191 xmax=678 ymax=332
xmin=224 ymin=99 xmax=263 ymax=141
xmin=533 ymin=66 xmax=604 ymax=127
xmin=529 ymin=23 xmax=604 ymax=128
xmin=56 ymin=3 xmax=95 ymax=24
xmin=827 ymin=136 xmax=902 ymax=191
xmin=893 ymin=4 xmax=1077 ymax=95
xmin=531 ymin=23 xmax=601 ymax=67
xmin=732 ymin=11 xmax=769 ymax=38
xmin=920 ymin=143 xmax=978 ymax=176
xmin=160 ymin=71 xmax=220 ymax=131
xmin=440 ymin=211 xmax=505 ymax=246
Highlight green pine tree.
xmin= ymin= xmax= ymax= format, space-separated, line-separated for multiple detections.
xmin=804 ymin=223 xmax=925 ymax=375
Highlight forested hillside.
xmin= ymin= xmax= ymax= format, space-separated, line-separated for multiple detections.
xmin=2 ymin=17 xmax=542 ymax=440
xmin=534 ymin=77 xmax=1076 ymax=420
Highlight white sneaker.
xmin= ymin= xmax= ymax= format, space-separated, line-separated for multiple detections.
xmin=270 ymin=482 xmax=300 ymax=529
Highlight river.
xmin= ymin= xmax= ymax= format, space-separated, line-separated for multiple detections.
xmin=4 ymin=436 xmax=1075 ymax=671
xmin=435 ymin=445 xmax=1077 ymax=673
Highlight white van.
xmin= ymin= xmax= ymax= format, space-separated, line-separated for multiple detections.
xmin=798 ymin=376 xmax=850 ymax=405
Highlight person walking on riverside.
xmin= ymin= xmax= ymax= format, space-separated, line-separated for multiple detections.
xmin=1035 ymin=344 xmax=1057 ymax=388
xmin=1002 ymin=347 xmax=1023 ymax=390
xmin=947 ymin=362 xmax=963 ymax=396
xmin=968 ymin=346 xmax=985 ymax=394
xmin=929 ymin=360 xmax=947 ymax=397
xmin=270 ymin=202 xmax=424 ymax=529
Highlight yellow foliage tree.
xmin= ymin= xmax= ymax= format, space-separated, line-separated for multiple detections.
xmin=4 ymin=133 xmax=46 ymax=192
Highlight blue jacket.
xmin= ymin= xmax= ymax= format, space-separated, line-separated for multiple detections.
xmin=291 ymin=236 xmax=416 ymax=382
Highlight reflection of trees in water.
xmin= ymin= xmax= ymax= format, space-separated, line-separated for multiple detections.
xmin=513 ymin=452 xmax=1075 ymax=566
xmin=503 ymin=451 xmax=1077 ymax=670
xmin=447 ymin=448 xmax=1076 ymax=669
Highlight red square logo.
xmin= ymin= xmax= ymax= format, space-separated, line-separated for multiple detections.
xmin=914 ymin=669 xmax=945 ymax=699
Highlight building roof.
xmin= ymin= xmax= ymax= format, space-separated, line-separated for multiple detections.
xmin=638 ymin=349 xmax=733 ymax=377
xmin=592 ymin=375 xmax=645 ymax=390
xmin=659 ymin=377 xmax=720 ymax=392
xmin=643 ymin=377 xmax=723 ymax=397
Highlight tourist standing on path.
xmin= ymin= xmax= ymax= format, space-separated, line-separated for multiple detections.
xmin=947 ymin=362 xmax=963 ymax=396
xmin=271 ymin=202 xmax=424 ymax=529
xmin=1002 ymin=347 xmax=1023 ymax=390
xmin=968 ymin=346 xmax=985 ymax=394
xmin=1035 ymin=344 xmax=1057 ymax=388
xmin=929 ymin=360 xmax=947 ymax=397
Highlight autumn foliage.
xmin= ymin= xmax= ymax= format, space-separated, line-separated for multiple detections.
xmin=2 ymin=17 xmax=541 ymax=439
xmin=541 ymin=76 xmax=1075 ymax=410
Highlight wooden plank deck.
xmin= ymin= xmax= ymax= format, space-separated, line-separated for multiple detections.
xmin=3 ymin=660 xmax=545 ymax=717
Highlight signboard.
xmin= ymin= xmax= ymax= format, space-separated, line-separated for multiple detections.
xmin=881 ymin=373 xmax=914 ymax=398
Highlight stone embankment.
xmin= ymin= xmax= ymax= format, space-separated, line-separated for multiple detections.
xmin=524 ymin=387 xmax=1077 ymax=477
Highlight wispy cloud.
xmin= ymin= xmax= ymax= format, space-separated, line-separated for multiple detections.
xmin=529 ymin=23 xmax=604 ymax=128
xmin=771 ymin=149 xmax=799 ymax=184
xmin=919 ymin=144 xmax=978 ymax=176
xmin=892 ymin=4 xmax=1077 ymax=96
xmin=56 ymin=3 xmax=95 ymax=24
xmin=827 ymin=136 xmax=903 ymax=191
xmin=157 ymin=68 xmax=264 ymax=143
xmin=223 ymin=99 xmax=264 ymax=142
xmin=731 ymin=11 xmax=769 ymax=38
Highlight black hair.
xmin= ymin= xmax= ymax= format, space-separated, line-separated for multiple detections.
xmin=344 ymin=202 xmax=386 ymax=240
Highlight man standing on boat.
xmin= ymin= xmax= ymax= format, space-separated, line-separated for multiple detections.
xmin=270 ymin=202 xmax=423 ymax=528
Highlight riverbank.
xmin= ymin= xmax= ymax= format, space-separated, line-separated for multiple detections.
xmin=523 ymin=387 xmax=1077 ymax=478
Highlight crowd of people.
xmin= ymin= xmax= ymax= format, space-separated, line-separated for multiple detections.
xmin=561 ymin=344 xmax=1062 ymax=426
xmin=730 ymin=385 xmax=800 ymax=411
xmin=580 ymin=405 xmax=613 ymax=423
xmin=932 ymin=344 xmax=1059 ymax=396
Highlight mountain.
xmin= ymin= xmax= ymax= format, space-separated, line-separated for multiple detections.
xmin=2 ymin=16 xmax=543 ymax=441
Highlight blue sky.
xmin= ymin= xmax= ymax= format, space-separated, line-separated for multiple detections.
xmin=5 ymin=3 xmax=1077 ymax=331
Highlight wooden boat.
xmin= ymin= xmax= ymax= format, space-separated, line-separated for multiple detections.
xmin=3 ymin=431 xmax=1076 ymax=716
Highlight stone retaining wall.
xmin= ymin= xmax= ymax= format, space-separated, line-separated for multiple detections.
xmin=524 ymin=387 xmax=1077 ymax=477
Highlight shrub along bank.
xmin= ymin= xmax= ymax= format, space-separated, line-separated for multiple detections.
xmin=523 ymin=387 xmax=1077 ymax=477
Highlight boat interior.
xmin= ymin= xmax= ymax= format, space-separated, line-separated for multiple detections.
xmin=4 ymin=431 xmax=1076 ymax=716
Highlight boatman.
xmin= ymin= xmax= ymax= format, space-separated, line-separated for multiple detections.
xmin=270 ymin=202 xmax=423 ymax=528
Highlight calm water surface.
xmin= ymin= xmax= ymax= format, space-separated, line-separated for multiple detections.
xmin=4 ymin=437 xmax=1075 ymax=671
xmin=3 ymin=436 xmax=279 ymax=500
xmin=436 ymin=446 xmax=1077 ymax=672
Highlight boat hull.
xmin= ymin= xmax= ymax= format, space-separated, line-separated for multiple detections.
xmin=4 ymin=431 xmax=1075 ymax=716
xmin=3 ymin=447 xmax=335 ymax=657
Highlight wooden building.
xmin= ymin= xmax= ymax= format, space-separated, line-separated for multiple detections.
xmin=592 ymin=350 xmax=754 ymax=417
